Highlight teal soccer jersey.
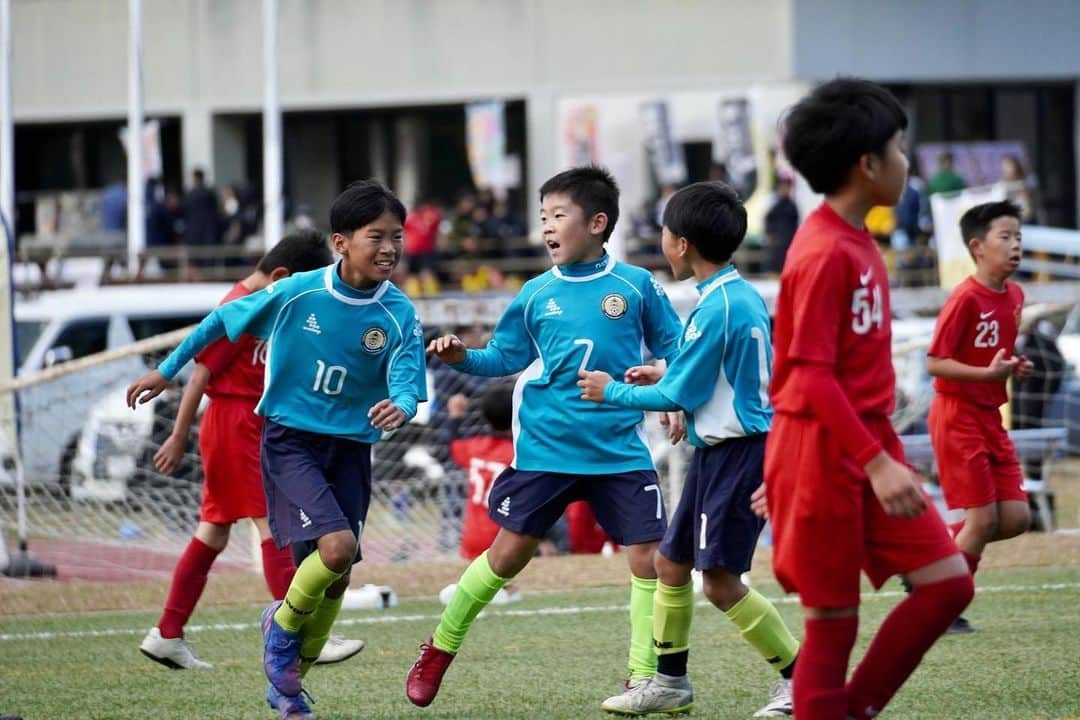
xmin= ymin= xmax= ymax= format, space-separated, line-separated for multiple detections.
xmin=157 ymin=263 xmax=427 ymax=443
xmin=456 ymin=254 xmax=682 ymax=474
xmin=604 ymin=265 xmax=773 ymax=447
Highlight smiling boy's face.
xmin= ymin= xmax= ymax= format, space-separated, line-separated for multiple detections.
xmin=333 ymin=211 xmax=403 ymax=287
xmin=539 ymin=192 xmax=606 ymax=266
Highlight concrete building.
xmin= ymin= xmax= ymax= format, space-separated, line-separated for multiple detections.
xmin=7 ymin=0 xmax=1080 ymax=235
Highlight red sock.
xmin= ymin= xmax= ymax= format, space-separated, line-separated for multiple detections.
xmin=948 ymin=520 xmax=965 ymax=539
xmin=261 ymin=538 xmax=297 ymax=600
xmin=962 ymin=551 xmax=980 ymax=576
xmin=794 ymin=615 xmax=858 ymax=720
xmin=158 ymin=537 xmax=220 ymax=638
xmin=846 ymin=575 xmax=974 ymax=719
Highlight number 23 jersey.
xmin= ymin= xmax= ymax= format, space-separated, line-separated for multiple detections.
xmin=929 ymin=276 xmax=1023 ymax=408
xmin=457 ymin=255 xmax=682 ymax=474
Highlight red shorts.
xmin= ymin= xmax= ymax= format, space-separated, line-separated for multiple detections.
xmin=198 ymin=397 xmax=266 ymax=524
xmin=460 ymin=511 xmax=500 ymax=560
xmin=766 ymin=414 xmax=958 ymax=608
xmin=929 ymin=395 xmax=1026 ymax=510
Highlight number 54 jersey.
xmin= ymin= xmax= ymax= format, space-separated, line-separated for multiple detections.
xmin=214 ymin=263 xmax=427 ymax=443
xmin=456 ymin=255 xmax=682 ymax=474
xmin=771 ymin=203 xmax=896 ymax=419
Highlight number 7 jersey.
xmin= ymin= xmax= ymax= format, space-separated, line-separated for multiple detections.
xmin=455 ymin=255 xmax=682 ymax=474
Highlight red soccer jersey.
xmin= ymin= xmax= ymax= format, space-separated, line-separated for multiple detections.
xmin=450 ymin=435 xmax=514 ymax=560
xmin=771 ymin=203 xmax=895 ymax=418
xmin=929 ymin=277 xmax=1024 ymax=409
xmin=196 ymin=282 xmax=267 ymax=401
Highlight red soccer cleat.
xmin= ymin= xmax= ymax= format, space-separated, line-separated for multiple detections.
xmin=406 ymin=637 xmax=456 ymax=707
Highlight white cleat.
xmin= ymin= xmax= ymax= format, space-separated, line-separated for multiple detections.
xmin=139 ymin=627 xmax=213 ymax=670
xmin=601 ymin=675 xmax=694 ymax=716
xmin=753 ymin=678 xmax=793 ymax=717
xmin=314 ymin=635 xmax=366 ymax=665
xmin=489 ymin=587 xmax=524 ymax=606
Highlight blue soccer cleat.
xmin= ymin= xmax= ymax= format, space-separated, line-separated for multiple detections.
xmin=261 ymin=601 xmax=303 ymax=697
xmin=266 ymin=683 xmax=316 ymax=720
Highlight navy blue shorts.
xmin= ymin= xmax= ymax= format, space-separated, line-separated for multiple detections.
xmin=487 ymin=469 xmax=667 ymax=546
xmin=261 ymin=420 xmax=372 ymax=565
xmin=659 ymin=434 xmax=767 ymax=573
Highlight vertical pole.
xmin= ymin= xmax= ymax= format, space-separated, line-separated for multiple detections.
xmin=262 ymin=0 xmax=282 ymax=251
xmin=126 ymin=0 xmax=145 ymax=276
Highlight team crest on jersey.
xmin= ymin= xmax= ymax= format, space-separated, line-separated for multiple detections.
xmin=362 ymin=327 xmax=388 ymax=353
xmin=601 ymin=293 xmax=628 ymax=319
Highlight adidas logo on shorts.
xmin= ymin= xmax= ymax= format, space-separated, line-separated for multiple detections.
xmin=496 ymin=497 xmax=511 ymax=517
xmin=299 ymin=509 xmax=312 ymax=528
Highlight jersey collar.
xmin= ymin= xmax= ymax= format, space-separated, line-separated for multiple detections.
xmin=551 ymin=253 xmax=614 ymax=282
xmin=697 ymin=265 xmax=740 ymax=301
xmin=323 ymin=262 xmax=389 ymax=305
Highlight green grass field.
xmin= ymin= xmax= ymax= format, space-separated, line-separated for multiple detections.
xmin=2 ymin=565 xmax=1079 ymax=719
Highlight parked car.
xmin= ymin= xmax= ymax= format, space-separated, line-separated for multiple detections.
xmin=10 ymin=283 xmax=232 ymax=497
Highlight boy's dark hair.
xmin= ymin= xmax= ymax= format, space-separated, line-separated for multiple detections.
xmin=330 ymin=179 xmax=407 ymax=236
xmin=479 ymin=382 xmax=514 ymax=433
xmin=257 ymin=228 xmax=334 ymax=274
xmin=781 ymin=78 xmax=908 ymax=195
xmin=538 ymin=165 xmax=620 ymax=241
xmin=960 ymin=200 xmax=1022 ymax=245
xmin=662 ymin=181 xmax=748 ymax=265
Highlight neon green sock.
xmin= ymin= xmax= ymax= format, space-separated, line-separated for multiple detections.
xmin=653 ymin=580 xmax=694 ymax=657
xmin=724 ymin=587 xmax=800 ymax=673
xmin=432 ymin=552 xmax=509 ymax=653
xmin=298 ymin=592 xmax=343 ymax=678
xmin=274 ymin=551 xmax=343 ymax=634
xmin=628 ymin=575 xmax=658 ymax=679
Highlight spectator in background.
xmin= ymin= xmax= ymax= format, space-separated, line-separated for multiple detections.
xmin=764 ymin=176 xmax=799 ymax=274
xmin=893 ymin=174 xmax=934 ymax=285
xmin=184 ymin=167 xmax=220 ymax=245
xmin=927 ymin=150 xmax=967 ymax=196
xmin=100 ymin=178 xmax=127 ymax=233
xmin=998 ymin=155 xmax=1040 ymax=224
xmin=404 ymin=197 xmax=443 ymax=273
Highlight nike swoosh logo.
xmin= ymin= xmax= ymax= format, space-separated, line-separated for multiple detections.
xmin=980 ymin=310 xmax=994 ymax=319
xmin=859 ymin=269 xmax=872 ymax=285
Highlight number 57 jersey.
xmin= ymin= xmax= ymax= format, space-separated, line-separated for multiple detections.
xmin=456 ymin=255 xmax=682 ymax=474
xmin=214 ymin=263 xmax=427 ymax=443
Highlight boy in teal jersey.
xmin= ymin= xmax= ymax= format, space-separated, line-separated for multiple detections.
xmin=580 ymin=182 xmax=800 ymax=717
xmin=406 ymin=166 xmax=684 ymax=710
xmin=127 ymin=180 xmax=426 ymax=720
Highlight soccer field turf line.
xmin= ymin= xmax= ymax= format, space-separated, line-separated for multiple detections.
xmin=3 ymin=578 xmax=1078 ymax=642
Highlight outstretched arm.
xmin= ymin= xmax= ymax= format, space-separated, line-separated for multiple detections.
xmin=153 ymin=363 xmax=211 ymax=475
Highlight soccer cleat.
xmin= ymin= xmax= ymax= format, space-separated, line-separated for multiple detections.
xmin=262 ymin=601 xmax=303 ymax=697
xmin=752 ymin=678 xmax=793 ymax=717
xmin=489 ymin=587 xmax=524 ymax=606
xmin=601 ymin=675 xmax=694 ymax=716
xmin=139 ymin=627 xmax=213 ymax=670
xmin=406 ymin=637 xmax=456 ymax=707
xmin=313 ymin=635 xmax=366 ymax=665
xmin=266 ymin=684 xmax=316 ymax=720
xmin=945 ymin=616 xmax=977 ymax=634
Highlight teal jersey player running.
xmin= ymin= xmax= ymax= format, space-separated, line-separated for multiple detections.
xmin=457 ymin=253 xmax=682 ymax=473
xmin=157 ymin=262 xmax=426 ymax=442
xmin=602 ymin=264 xmax=772 ymax=446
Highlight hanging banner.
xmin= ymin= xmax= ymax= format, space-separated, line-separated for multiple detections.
xmin=465 ymin=100 xmax=507 ymax=194
xmin=639 ymin=100 xmax=687 ymax=187
xmin=561 ymin=104 xmax=599 ymax=167
xmin=931 ymin=184 xmax=1006 ymax=290
xmin=713 ymin=96 xmax=758 ymax=200
xmin=118 ymin=119 xmax=162 ymax=180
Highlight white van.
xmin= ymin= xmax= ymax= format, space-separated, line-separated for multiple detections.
xmin=12 ymin=283 xmax=233 ymax=496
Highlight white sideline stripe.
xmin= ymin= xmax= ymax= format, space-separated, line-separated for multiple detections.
xmin=1 ymin=580 xmax=1078 ymax=643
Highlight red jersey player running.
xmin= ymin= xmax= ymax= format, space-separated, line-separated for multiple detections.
xmin=926 ymin=200 xmax=1032 ymax=633
xmin=763 ymin=78 xmax=973 ymax=720
xmin=139 ymin=230 xmax=363 ymax=670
